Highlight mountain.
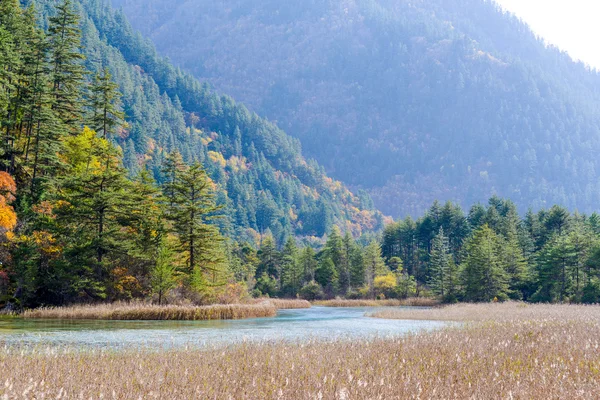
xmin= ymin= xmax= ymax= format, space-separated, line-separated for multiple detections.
xmin=109 ymin=0 xmax=600 ymax=217
xmin=25 ymin=0 xmax=385 ymax=244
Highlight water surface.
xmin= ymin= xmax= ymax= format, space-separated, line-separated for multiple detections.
xmin=0 ymin=307 xmax=445 ymax=349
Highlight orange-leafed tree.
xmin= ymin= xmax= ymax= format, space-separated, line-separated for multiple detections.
xmin=0 ymin=172 xmax=17 ymax=235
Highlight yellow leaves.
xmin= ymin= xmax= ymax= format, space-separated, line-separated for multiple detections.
xmin=0 ymin=171 xmax=16 ymax=202
xmin=374 ymin=274 xmax=397 ymax=289
xmin=226 ymin=156 xmax=248 ymax=173
xmin=0 ymin=202 xmax=17 ymax=232
xmin=208 ymin=151 xmax=227 ymax=168
xmin=62 ymin=127 xmax=113 ymax=173
xmin=0 ymin=172 xmax=17 ymax=233
xmin=112 ymin=267 xmax=143 ymax=299
xmin=32 ymin=231 xmax=62 ymax=255
xmin=13 ymin=231 xmax=62 ymax=256
xmin=288 ymin=207 xmax=298 ymax=222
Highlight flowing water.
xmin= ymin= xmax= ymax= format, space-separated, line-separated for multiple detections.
xmin=0 ymin=307 xmax=445 ymax=350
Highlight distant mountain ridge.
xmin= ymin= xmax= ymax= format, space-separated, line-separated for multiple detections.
xmin=110 ymin=0 xmax=600 ymax=217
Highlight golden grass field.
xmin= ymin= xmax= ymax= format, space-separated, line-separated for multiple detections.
xmin=3 ymin=302 xmax=600 ymax=398
xmin=313 ymin=298 xmax=440 ymax=307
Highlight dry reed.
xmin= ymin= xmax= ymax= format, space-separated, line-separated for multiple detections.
xmin=3 ymin=304 xmax=600 ymax=398
xmin=370 ymin=301 xmax=600 ymax=322
xmin=266 ymin=298 xmax=311 ymax=309
xmin=23 ymin=302 xmax=277 ymax=321
xmin=313 ymin=298 xmax=440 ymax=307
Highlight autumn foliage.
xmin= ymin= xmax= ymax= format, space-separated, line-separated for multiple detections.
xmin=0 ymin=172 xmax=17 ymax=233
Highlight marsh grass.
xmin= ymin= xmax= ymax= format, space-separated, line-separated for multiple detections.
xmin=370 ymin=301 xmax=600 ymax=322
xmin=23 ymin=302 xmax=277 ymax=321
xmin=313 ymin=298 xmax=440 ymax=307
xmin=265 ymin=298 xmax=311 ymax=309
xmin=3 ymin=305 xmax=600 ymax=399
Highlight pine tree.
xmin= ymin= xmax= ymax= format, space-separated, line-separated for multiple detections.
xmin=0 ymin=1 xmax=27 ymax=173
xmin=47 ymin=0 xmax=86 ymax=131
xmin=315 ymin=257 xmax=338 ymax=296
xmin=128 ymin=169 xmax=165 ymax=260
xmin=281 ymin=237 xmax=302 ymax=296
xmin=428 ymin=227 xmax=453 ymax=299
xmin=498 ymin=229 xmax=529 ymax=300
xmin=460 ymin=225 xmax=509 ymax=302
xmin=52 ymin=127 xmax=141 ymax=299
xmin=88 ymin=67 xmax=124 ymax=140
xmin=161 ymin=151 xmax=184 ymax=206
xmin=299 ymin=246 xmax=317 ymax=283
xmin=326 ymin=226 xmax=348 ymax=293
xmin=165 ymin=161 xmax=227 ymax=290
xmin=363 ymin=241 xmax=388 ymax=298
xmin=256 ymin=233 xmax=280 ymax=284
xmin=151 ymin=241 xmax=177 ymax=305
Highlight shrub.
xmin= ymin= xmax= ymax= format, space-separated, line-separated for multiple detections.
xmin=299 ymin=281 xmax=324 ymax=301
xmin=581 ymin=282 xmax=600 ymax=304
xmin=255 ymin=273 xmax=278 ymax=298
xmin=374 ymin=274 xmax=397 ymax=299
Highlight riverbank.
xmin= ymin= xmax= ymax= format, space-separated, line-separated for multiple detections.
xmin=313 ymin=298 xmax=440 ymax=307
xmin=2 ymin=303 xmax=598 ymax=398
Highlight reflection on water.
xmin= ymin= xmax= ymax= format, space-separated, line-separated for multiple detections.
xmin=0 ymin=307 xmax=445 ymax=349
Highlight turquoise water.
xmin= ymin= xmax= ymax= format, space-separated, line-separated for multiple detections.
xmin=0 ymin=307 xmax=445 ymax=349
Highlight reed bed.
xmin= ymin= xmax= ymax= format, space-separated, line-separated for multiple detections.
xmin=3 ymin=306 xmax=600 ymax=399
xmin=266 ymin=298 xmax=311 ymax=309
xmin=22 ymin=302 xmax=277 ymax=321
xmin=313 ymin=298 xmax=440 ymax=307
xmin=370 ymin=301 xmax=600 ymax=322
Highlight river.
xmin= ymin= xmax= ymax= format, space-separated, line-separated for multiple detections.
xmin=0 ymin=306 xmax=445 ymax=349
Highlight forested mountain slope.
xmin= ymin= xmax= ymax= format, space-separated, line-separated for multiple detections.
xmin=111 ymin=0 xmax=600 ymax=217
xmin=26 ymin=0 xmax=384 ymax=244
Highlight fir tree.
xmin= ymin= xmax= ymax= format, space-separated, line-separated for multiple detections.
xmin=88 ymin=67 xmax=124 ymax=140
xmin=52 ymin=127 xmax=141 ymax=299
xmin=428 ymin=227 xmax=452 ymax=298
xmin=281 ymin=237 xmax=302 ymax=296
xmin=460 ymin=225 xmax=509 ymax=302
xmin=363 ymin=241 xmax=388 ymax=298
xmin=150 ymin=241 xmax=177 ymax=305
xmin=47 ymin=0 xmax=86 ymax=131
xmin=299 ymin=246 xmax=317 ymax=283
xmin=165 ymin=161 xmax=227 ymax=290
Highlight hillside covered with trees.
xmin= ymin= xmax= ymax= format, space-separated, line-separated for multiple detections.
xmin=0 ymin=0 xmax=386 ymax=308
xmin=111 ymin=0 xmax=600 ymax=217
xmin=30 ymin=0 xmax=386 ymax=245
xmin=3 ymin=0 xmax=600 ymax=309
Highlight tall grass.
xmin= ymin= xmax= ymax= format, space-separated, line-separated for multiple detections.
xmin=3 ymin=304 xmax=600 ymax=398
xmin=314 ymin=298 xmax=440 ymax=307
xmin=370 ymin=301 xmax=599 ymax=321
xmin=23 ymin=302 xmax=276 ymax=321
xmin=265 ymin=298 xmax=311 ymax=309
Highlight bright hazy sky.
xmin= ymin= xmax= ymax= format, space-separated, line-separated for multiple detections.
xmin=494 ymin=0 xmax=600 ymax=69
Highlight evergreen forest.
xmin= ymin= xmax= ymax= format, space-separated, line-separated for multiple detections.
xmin=2 ymin=0 xmax=600 ymax=308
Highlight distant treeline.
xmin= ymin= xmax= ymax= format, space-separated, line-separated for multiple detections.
xmin=381 ymin=198 xmax=600 ymax=303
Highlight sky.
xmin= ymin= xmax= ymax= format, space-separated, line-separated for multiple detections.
xmin=494 ymin=0 xmax=600 ymax=69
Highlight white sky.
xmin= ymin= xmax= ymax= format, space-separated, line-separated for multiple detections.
xmin=494 ymin=0 xmax=600 ymax=69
